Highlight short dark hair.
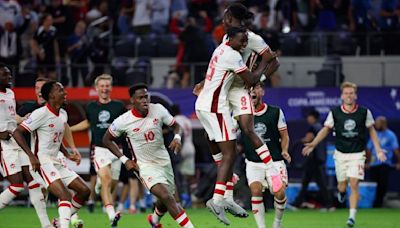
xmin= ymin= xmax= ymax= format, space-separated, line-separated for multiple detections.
xmin=35 ymin=77 xmax=48 ymax=83
xmin=226 ymin=26 xmax=247 ymax=39
xmin=170 ymin=104 xmax=181 ymax=116
xmin=307 ymin=110 xmax=320 ymax=120
xmin=128 ymin=83 xmax=148 ymax=97
xmin=227 ymin=3 xmax=253 ymax=24
xmin=41 ymin=81 xmax=57 ymax=101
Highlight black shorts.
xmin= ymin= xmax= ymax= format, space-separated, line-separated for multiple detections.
xmin=119 ymin=163 xmax=137 ymax=184
xmin=89 ymin=161 xmax=97 ymax=176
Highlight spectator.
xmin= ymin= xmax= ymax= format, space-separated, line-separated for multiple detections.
xmin=312 ymin=0 xmax=337 ymax=31
xmin=170 ymin=0 xmax=188 ymax=18
xmin=379 ymin=0 xmax=400 ymax=54
xmin=150 ymin=0 xmax=170 ymax=34
xmin=18 ymin=3 xmax=40 ymax=58
xmin=66 ymin=0 xmax=89 ymax=23
xmin=131 ymin=0 xmax=152 ymax=36
xmin=275 ymin=0 xmax=299 ymax=32
xmin=0 ymin=0 xmax=21 ymax=27
xmin=366 ymin=116 xmax=400 ymax=207
xmin=290 ymin=110 xmax=334 ymax=210
xmin=117 ymin=0 xmax=134 ymax=35
xmin=46 ymin=0 xmax=73 ymax=54
xmin=30 ymin=13 xmax=60 ymax=80
xmin=67 ymin=20 xmax=89 ymax=87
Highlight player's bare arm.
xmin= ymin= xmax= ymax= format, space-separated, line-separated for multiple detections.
xmin=60 ymin=142 xmax=81 ymax=165
xmin=260 ymin=51 xmax=280 ymax=78
xmin=279 ymin=129 xmax=291 ymax=163
xmin=70 ymin=119 xmax=90 ymax=132
xmin=193 ymin=80 xmax=205 ymax=96
xmin=0 ymin=130 xmax=12 ymax=140
xmin=237 ymin=68 xmax=266 ymax=88
xmin=368 ymin=126 xmax=387 ymax=162
xmin=302 ymin=126 xmax=331 ymax=156
xmin=168 ymin=122 xmax=183 ymax=153
xmin=102 ymin=130 xmax=139 ymax=172
xmin=12 ymin=126 xmax=40 ymax=171
xmin=63 ymin=123 xmax=82 ymax=161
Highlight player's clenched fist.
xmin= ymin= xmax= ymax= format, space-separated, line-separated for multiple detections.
xmin=29 ymin=155 xmax=40 ymax=172
xmin=125 ymin=160 xmax=139 ymax=172
xmin=169 ymin=138 xmax=182 ymax=154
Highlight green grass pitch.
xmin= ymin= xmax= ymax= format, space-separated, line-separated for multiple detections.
xmin=0 ymin=206 xmax=398 ymax=227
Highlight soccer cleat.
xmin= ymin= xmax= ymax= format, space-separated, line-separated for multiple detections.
xmin=224 ymin=200 xmax=248 ymax=218
xmin=110 ymin=211 xmax=121 ymax=228
xmin=337 ymin=192 xmax=346 ymax=203
xmin=272 ymin=220 xmax=282 ymax=228
xmin=71 ymin=217 xmax=84 ymax=228
xmin=347 ymin=218 xmax=355 ymax=227
xmin=87 ymin=201 xmax=95 ymax=213
xmin=147 ymin=214 xmax=162 ymax=228
xmin=52 ymin=218 xmax=59 ymax=228
xmin=206 ymin=199 xmax=230 ymax=225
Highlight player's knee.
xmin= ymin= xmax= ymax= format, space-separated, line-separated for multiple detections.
xmin=250 ymin=183 xmax=263 ymax=196
xmin=274 ymin=188 xmax=286 ymax=200
xmin=81 ymin=185 xmax=91 ymax=199
xmin=60 ymin=191 xmax=72 ymax=201
xmin=241 ymin=125 xmax=254 ymax=136
xmin=159 ymin=193 xmax=174 ymax=204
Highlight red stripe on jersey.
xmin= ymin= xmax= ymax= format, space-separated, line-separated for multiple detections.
xmin=223 ymin=118 xmax=229 ymax=141
xmin=108 ymin=128 xmax=118 ymax=138
xmin=211 ymin=71 xmax=228 ymax=113
xmin=216 ymin=113 xmax=224 ymax=139
xmin=258 ymin=46 xmax=270 ymax=55
xmin=94 ymin=160 xmax=100 ymax=170
xmin=40 ymin=168 xmax=52 ymax=185
xmin=278 ymin=127 xmax=287 ymax=131
xmin=46 ymin=103 xmax=60 ymax=116
xmin=28 ymin=183 xmax=41 ymax=189
xmin=20 ymin=123 xmax=32 ymax=133
xmin=168 ymin=118 xmax=176 ymax=126
xmin=8 ymin=186 xmax=19 ymax=196
xmin=34 ymin=131 xmax=39 ymax=157
xmin=249 ymin=94 xmax=254 ymax=114
xmin=126 ymin=138 xmax=137 ymax=161
xmin=11 ymin=183 xmax=24 ymax=188
xmin=2 ymin=155 xmax=9 ymax=176
xmin=235 ymin=66 xmax=248 ymax=74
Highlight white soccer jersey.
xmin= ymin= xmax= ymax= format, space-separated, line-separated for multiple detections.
xmin=195 ymin=42 xmax=248 ymax=113
xmin=223 ymin=30 xmax=271 ymax=87
xmin=108 ymin=103 xmax=176 ymax=167
xmin=20 ymin=104 xmax=68 ymax=164
xmin=0 ymin=88 xmax=19 ymax=150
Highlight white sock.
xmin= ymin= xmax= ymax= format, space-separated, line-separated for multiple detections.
xmin=274 ymin=196 xmax=287 ymax=222
xmin=70 ymin=195 xmax=84 ymax=215
xmin=224 ymin=178 xmax=234 ymax=202
xmin=0 ymin=183 xmax=24 ymax=209
xmin=212 ymin=153 xmax=223 ymax=166
xmin=349 ymin=208 xmax=357 ymax=220
xmin=174 ymin=210 xmax=194 ymax=228
xmin=105 ymin=204 xmax=116 ymax=220
xmin=71 ymin=213 xmax=79 ymax=221
xmin=251 ymin=196 xmax=265 ymax=228
xmin=118 ymin=202 xmax=124 ymax=211
xmin=255 ymin=144 xmax=272 ymax=164
xmin=213 ymin=182 xmax=226 ymax=205
xmin=58 ymin=201 xmax=71 ymax=228
xmin=28 ymin=181 xmax=51 ymax=227
xmin=152 ymin=207 xmax=165 ymax=224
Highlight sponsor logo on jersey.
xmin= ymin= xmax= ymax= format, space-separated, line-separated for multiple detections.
xmin=153 ymin=118 xmax=159 ymax=125
xmin=254 ymin=122 xmax=267 ymax=138
xmin=48 ymin=124 xmax=54 ymax=128
xmin=133 ymin=128 xmax=140 ymax=132
xmin=344 ymin=119 xmax=356 ymax=131
xmin=98 ymin=110 xmax=111 ymax=123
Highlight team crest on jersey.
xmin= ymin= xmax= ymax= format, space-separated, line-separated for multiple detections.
xmin=10 ymin=163 xmax=15 ymax=169
xmin=0 ymin=99 xmax=4 ymax=103
xmin=254 ymin=122 xmax=267 ymax=138
xmin=153 ymin=118 xmax=159 ymax=125
xmin=48 ymin=124 xmax=54 ymax=128
xmin=98 ymin=110 xmax=111 ymax=123
xmin=50 ymin=171 xmax=56 ymax=176
xmin=344 ymin=119 xmax=356 ymax=131
xmin=147 ymin=176 xmax=152 ymax=182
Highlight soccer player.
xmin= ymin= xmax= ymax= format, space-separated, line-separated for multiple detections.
xmin=71 ymin=74 xmax=126 ymax=223
xmin=13 ymin=81 xmax=90 ymax=228
xmin=0 ymin=64 xmax=51 ymax=228
xmin=103 ymin=83 xmax=195 ymax=228
xmin=302 ymin=82 xmax=387 ymax=227
xmin=195 ymin=26 xmax=271 ymax=225
xmin=242 ymin=82 xmax=290 ymax=228
xmin=193 ymin=3 xmax=283 ymax=218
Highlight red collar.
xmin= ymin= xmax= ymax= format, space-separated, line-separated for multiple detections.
xmin=225 ymin=41 xmax=230 ymax=46
xmin=131 ymin=108 xmax=146 ymax=118
xmin=341 ymin=104 xmax=358 ymax=113
xmin=46 ymin=103 xmax=59 ymax=116
xmin=255 ymin=103 xmax=266 ymax=113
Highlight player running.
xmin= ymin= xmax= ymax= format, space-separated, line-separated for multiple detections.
xmin=103 ymin=83 xmax=195 ymax=228
xmin=0 ymin=64 xmax=51 ymax=228
xmin=13 ymin=81 xmax=90 ymax=228
xmin=242 ymin=82 xmax=290 ymax=228
xmin=302 ymin=82 xmax=387 ymax=227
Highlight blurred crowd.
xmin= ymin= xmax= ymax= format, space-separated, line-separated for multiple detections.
xmin=1 ymin=0 xmax=400 ymax=87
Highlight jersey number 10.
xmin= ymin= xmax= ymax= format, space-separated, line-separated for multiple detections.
xmin=144 ymin=131 xmax=155 ymax=143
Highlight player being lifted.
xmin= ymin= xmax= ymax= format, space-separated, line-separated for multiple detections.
xmin=13 ymin=81 xmax=90 ymax=228
xmin=0 ymin=64 xmax=51 ymax=228
xmin=242 ymin=82 xmax=290 ymax=228
xmin=195 ymin=26 xmax=278 ymax=225
xmin=103 ymin=84 xmax=195 ymax=228
xmin=302 ymin=82 xmax=387 ymax=227
xmin=193 ymin=3 xmax=283 ymax=222
xmin=71 ymin=74 xmax=126 ymax=224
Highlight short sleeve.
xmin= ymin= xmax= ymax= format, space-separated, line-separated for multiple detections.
xmin=278 ymin=109 xmax=287 ymax=130
xmin=248 ymin=32 xmax=271 ymax=55
xmin=108 ymin=116 xmax=125 ymax=138
xmin=324 ymin=111 xmax=334 ymax=128
xmin=20 ymin=109 xmax=46 ymax=132
xmin=158 ymin=104 xmax=176 ymax=126
xmin=365 ymin=109 xmax=375 ymax=128
xmin=228 ymin=50 xmax=248 ymax=74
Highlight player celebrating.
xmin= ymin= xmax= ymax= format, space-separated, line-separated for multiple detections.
xmin=195 ymin=26 xmax=272 ymax=225
xmin=0 ymin=64 xmax=52 ymax=228
xmin=71 ymin=74 xmax=126 ymax=223
xmin=242 ymin=82 xmax=290 ymax=228
xmin=103 ymin=83 xmax=195 ymax=228
xmin=13 ymin=81 xmax=90 ymax=228
xmin=302 ymin=82 xmax=387 ymax=227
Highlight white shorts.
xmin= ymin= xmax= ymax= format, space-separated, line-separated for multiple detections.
xmin=246 ymin=160 xmax=288 ymax=192
xmin=333 ymin=150 xmax=366 ymax=182
xmin=228 ymin=86 xmax=254 ymax=118
xmin=0 ymin=139 xmax=31 ymax=176
xmin=139 ymin=163 xmax=175 ymax=194
xmin=93 ymin=146 xmax=121 ymax=180
xmin=39 ymin=162 xmax=79 ymax=188
xmin=196 ymin=110 xmax=236 ymax=142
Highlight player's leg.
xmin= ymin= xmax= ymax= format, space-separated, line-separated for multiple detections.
xmin=97 ymin=165 xmax=119 ymax=222
xmin=87 ymin=162 xmax=97 ymax=213
xmin=272 ymin=162 xmax=288 ymax=228
xmin=334 ymin=153 xmax=348 ymax=203
xmin=67 ymin=177 xmax=91 ymax=215
xmin=246 ymin=161 xmax=266 ymax=228
xmin=148 ymin=199 xmax=167 ymax=227
xmin=0 ymin=172 xmax=24 ymax=209
xmin=21 ymin=165 xmax=51 ymax=228
xmin=347 ymin=178 xmax=359 ymax=227
xmin=150 ymin=183 xmax=194 ymax=228
xmin=128 ymin=177 xmax=139 ymax=213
